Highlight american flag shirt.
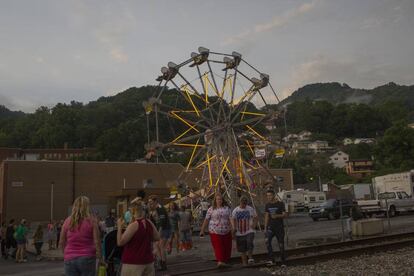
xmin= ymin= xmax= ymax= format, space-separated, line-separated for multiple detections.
xmin=231 ymin=206 xmax=257 ymax=236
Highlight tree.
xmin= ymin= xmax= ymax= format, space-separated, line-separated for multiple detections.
xmin=374 ymin=122 xmax=414 ymax=171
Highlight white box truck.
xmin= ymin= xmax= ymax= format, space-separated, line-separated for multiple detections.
xmin=373 ymin=170 xmax=414 ymax=196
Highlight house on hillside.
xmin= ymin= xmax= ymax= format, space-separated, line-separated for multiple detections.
xmin=329 ymin=151 xmax=349 ymax=169
xmin=354 ymin=138 xmax=375 ymax=144
xmin=298 ymin=131 xmax=312 ymax=141
xmin=343 ymin=138 xmax=353 ymax=145
xmin=282 ymin=133 xmax=299 ymax=142
xmin=292 ymin=141 xmax=311 ymax=154
xmin=308 ymin=140 xmax=333 ymax=153
xmin=345 ymin=159 xmax=374 ymax=179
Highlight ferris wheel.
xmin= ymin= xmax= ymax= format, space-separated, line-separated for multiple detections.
xmin=144 ymin=47 xmax=284 ymax=206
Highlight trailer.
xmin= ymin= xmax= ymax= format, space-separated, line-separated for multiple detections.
xmin=373 ymin=170 xmax=414 ymax=196
xmin=277 ymin=190 xmax=306 ymax=211
xmin=278 ymin=190 xmax=326 ymax=212
xmin=303 ymin=191 xmax=326 ymax=209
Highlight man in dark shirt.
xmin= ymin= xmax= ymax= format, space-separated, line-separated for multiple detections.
xmin=148 ymin=195 xmax=171 ymax=271
xmin=104 ymin=211 xmax=116 ymax=233
xmin=5 ymin=219 xmax=16 ymax=259
xmin=264 ymin=190 xmax=287 ymax=264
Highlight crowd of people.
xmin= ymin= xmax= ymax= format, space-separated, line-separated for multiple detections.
xmin=0 ymin=218 xmax=63 ymax=263
xmin=199 ymin=190 xmax=287 ymax=268
xmin=0 ymin=189 xmax=288 ymax=276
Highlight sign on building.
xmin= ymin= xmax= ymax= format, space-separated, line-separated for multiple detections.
xmin=274 ymin=148 xmax=285 ymax=158
xmin=11 ymin=181 xmax=23 ymax=187
xmin=254 ymin=148 xmax=266 ymax=159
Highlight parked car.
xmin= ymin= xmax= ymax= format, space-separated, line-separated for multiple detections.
xmin=357 ymin=191 xmax=414 ymax=217
xmin=309 ymin=198 xmax=354 ymax=221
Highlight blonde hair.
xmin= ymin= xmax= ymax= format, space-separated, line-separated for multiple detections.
xmin=130 ymin=197 xmax=145 ymax=219
xmin=70 ymin=196 xmax=91 ymax=230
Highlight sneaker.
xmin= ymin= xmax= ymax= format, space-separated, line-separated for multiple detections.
xmin=248 ymin=258 xmax=255 ymax=265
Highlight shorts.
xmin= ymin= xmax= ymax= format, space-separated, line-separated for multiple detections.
xmin=16 ymin=239 xmax=26 ymax=246
xmin=236 ymin=232 xmax=254 ymax=253
xmin=160 ymin=229 xmax=171 ymax=240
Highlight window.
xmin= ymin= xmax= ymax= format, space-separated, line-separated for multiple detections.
xmin=344 ymin=157 xmax=348 ymax=160
xmin=378 ymin=192 xmax=396 ymax=200
xmin=319 ymin=196 xmax=325 ymax=200
xmin=310 ymin=196 xmax=315 ymax=202
xmin=338 ymin=152 xmax=342 ymax=156
xmin=287 ymin=194 xmax=291 ymax=198
xmin=143 ymin=179 xmax=153 ymax=188
xmin=401 ymin=192 xmax=409 ymax=199
xmin=334 ymin=158 xmax=338 ymax=160
xmin=397 ymin=192 xmax=402 ymax=199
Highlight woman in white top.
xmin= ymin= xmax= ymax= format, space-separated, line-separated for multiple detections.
xmin=199 ymin=193 xmax=233 ymax=268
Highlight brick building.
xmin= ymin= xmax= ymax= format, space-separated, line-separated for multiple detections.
xmin=0 ymin=161 xmax=293 ymax=222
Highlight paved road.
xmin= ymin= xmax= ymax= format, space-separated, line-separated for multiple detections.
xmin=0 ymin=255 xmax=63 ymax=276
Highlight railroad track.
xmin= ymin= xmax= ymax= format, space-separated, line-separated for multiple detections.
xmin=160 ymin=231 xmax=414 ymax=275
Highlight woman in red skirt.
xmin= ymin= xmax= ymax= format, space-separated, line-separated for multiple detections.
xmin=200 ymin=193 xmax=233 ymax=268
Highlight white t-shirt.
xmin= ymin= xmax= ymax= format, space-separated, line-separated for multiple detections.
xmin=231 ymin=205 xmax=257 ymax=236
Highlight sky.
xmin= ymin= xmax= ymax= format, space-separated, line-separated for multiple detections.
xmin=1 ymin=0 xmax=413 ymax=112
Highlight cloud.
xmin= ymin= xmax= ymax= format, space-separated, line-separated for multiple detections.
xmin=110 ymin=48 xmax=128 ymax=63
xmin=0 ymin=94 xmax=15 ymax=109
xmin=69 ymin=1 xmax=135 ymax=64
xmin=280 ymin=52 xmax=414 ymax=100
xmin=280 ymin=55 xmax=356 ymax=98
xmin=361 ymin=17 xmax=383 ymax=30
xmin=222 ymin=1 xmax=318 ymax=45
xmin=34 ymin=56 xmax=45 ymax=64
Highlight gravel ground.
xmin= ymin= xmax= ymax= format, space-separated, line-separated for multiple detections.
xmin=261 ymin=246 xmax=414 ymax=276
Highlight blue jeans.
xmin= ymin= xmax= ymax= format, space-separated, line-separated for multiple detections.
xmin=64 ymin=256 xmax=96 ymax=276
xmin=265 ymin=228 xmax=286 ymax=262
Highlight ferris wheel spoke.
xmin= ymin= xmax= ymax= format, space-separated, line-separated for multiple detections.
xmin=196 ymin=64 xmax=218 ymax=123
xmin=257 ymin=89 xmax=269 ymax=108
xmin=268 ymin=82 xmax=281 ymax=104
xmin=157 ymin=110 xmax=210 ymax=130
xmin=169 ymin=80 xmax=214 ymax=127
xmin=241 ymin=58 xmax=262 ymax=75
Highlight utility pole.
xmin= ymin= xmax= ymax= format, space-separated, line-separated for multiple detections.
xmin=50 ymin=181 xmax=54 ymax=221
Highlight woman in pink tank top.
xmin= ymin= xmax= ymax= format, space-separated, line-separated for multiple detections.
xmin=117 ymin=197 xmax=160 ymax=276
xmin=59 ymin=196 xmax=101 ymax=276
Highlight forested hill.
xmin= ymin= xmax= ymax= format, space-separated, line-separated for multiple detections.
xmin=0 ymin=105 xmax=24 ymax=119
xmin=0 ymin=82 xmax=413 ymax=162
xmin=280 ymin=82 xmax=414 ymax=108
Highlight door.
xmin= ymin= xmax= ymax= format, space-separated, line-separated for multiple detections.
xmin=398 ymin=191 xmax=413 ymax=210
